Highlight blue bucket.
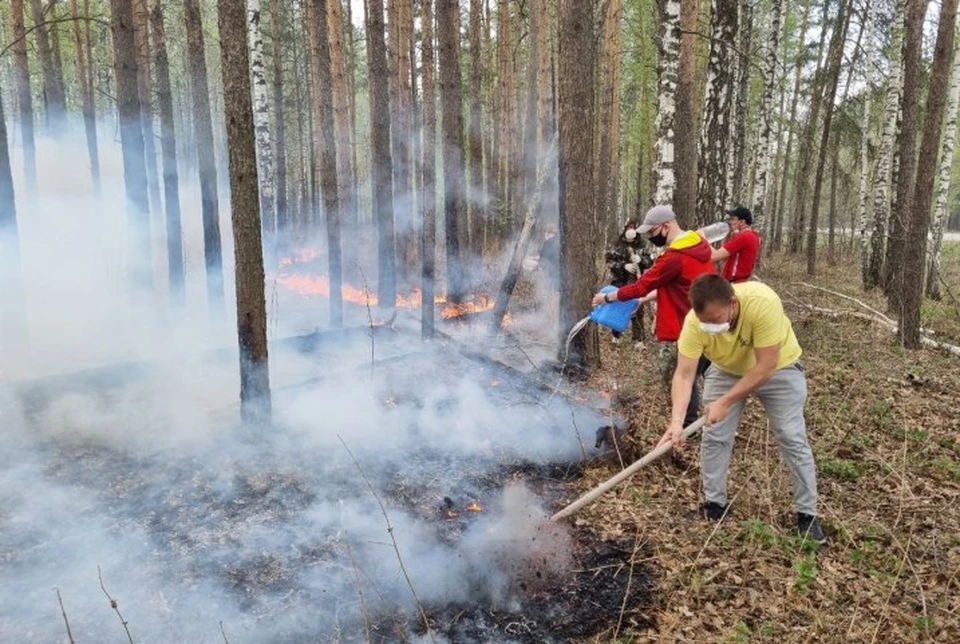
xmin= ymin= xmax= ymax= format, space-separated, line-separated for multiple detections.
xmin=589 ymin=286 xmax=640 ymax=333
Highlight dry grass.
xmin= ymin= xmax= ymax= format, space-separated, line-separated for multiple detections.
xmin=567 ymin=249 xmax=960 ymax=643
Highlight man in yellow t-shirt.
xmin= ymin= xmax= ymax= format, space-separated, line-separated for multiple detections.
xmin=658 ymin=274 xmax=824 ymax=543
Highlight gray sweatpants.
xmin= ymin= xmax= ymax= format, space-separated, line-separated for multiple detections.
xmin=701 ymin=362 xmax=819 ymax=516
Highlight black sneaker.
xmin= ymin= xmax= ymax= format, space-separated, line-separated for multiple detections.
xmin=796 ymin=513 xmax=827 ymax=544
xmin=688 ymin=501 xmax=728 ymax=521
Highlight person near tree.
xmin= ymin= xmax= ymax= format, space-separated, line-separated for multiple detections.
xmin=591 ymin=205 xmax=715 ymax=425
xmin=709 ymin=206 xmax=760 ymax=283
xmin=658 ymin=273 xmax=825 ymax=543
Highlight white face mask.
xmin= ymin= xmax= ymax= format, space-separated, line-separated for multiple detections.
xmin=624 ymin=228 xmax=637 ymax=241
xmin=699 ymin=322 xmax=730 ymax=335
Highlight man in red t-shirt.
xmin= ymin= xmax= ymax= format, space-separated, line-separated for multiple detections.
xmin=712 ymin=206 xmax=760 ymax=283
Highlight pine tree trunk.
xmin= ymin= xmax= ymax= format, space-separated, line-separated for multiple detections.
xmin=438 ymin=0 xmax=467 ymax=302
xmin=925 ymin=16 xmax=960 ymax=300
xmin=672 ymin=0 xmax=697 ymax=221
xmin=248 ymin=0 xmax=276 ymax=246
xmin=12 ymin=0 xmax=37 ymax=193
xmin=327 ymin=0 xmax=355 ymax=230
xmin=885 ymin=0 xmax=927 ymax=311
xmin=422 ymin=0 xmax=437 ymax=339
xmin=366 ymin=0 xmax=398 ymax=308
xmin=185 ymin=0 xmax=224 ymax=312
xmin=306 ymin=0 xmax=344 ymax=327
xmin=558 ymin=0 xmax=599 ymax=368
xmin=47 ymin=1 xmax=67 ymax=121
xmin=866 ymin=2 xmax=906 ymax=289
xmin=729 ymin=0 xmax=752 ymax=205
xmin=750 ymin=0 xmax=783 ymax=233
xmin=495 ymin=0 xmax=516 ymax=239
xmin=218 ymin=0 xmax=272 ymax=422
xmin=696 ymin=0 xmax=738 ymax=227
xmin=596 ymin=0 xmax=622 ymax=233
xmin=110 ymin=0 xmax=152 ymax=289
xmin=131 ymin=0 xmax=162 ymax=219
xmin=653 ymin=0 xmax=680 ymax=205
xmin=774 ymin=0 xmax=813 ymax=251
xmin=901 ymin=0 xmax=958 ymax=348
xmin=536 ymin=0 xmax=556 ymax=226
xmin=345 ymin=0 xmax=359 ymax=222
xmin=857 ymin=0 xmax=877 ymax=283
xmin=70 ymin=0 xmax=101 ymax=194
xmin=827 ymin=134 xmax=840 ymax=264
xmin=805 ymin=0 xmax=850 ymax=275
xmin=469 ymin=0 xmax=486 ymax=254
xmin=149 ymin=0 xmax=184 ymax=304
xmin=387 ymin=0 xmax=413 ymax=286
xmin=31 ymin=0 xmax=67 ymax=135
xmin=0 ymin=94 xmax=26 ymax=351
xmin=271 ymin=0 xmax=288 ymax=237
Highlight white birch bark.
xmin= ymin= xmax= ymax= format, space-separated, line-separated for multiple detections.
xmin=750 ymin=0 xmax=783 ymax=234
xmin=653 ymin=0 xmax=680 ymax=205
xmin=696 ymin=0 xmax=738 ymax=225
xmin=248 ymin=0 xmax=276 ymax=238
xmin=925 ymin=15 xmax=960 ymax=299
xmin=866 ymin=2 xmax=906 ymax=289
xmin=858 ymin=0 xmax=876 ymax=282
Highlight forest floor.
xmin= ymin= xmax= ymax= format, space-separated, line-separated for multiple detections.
xmin=546 ymin=249 xmax=960 ymax=643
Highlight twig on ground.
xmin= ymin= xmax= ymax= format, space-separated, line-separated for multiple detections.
xmin=869 ymin=533 xmax=914 ymax=644
xmin=220 ymin=620 xmax=230 ymax=644
xmin=55 ymin=588 xmax=76 ymax=644
xmin=613 ymin=524 xmax=644 ymax=640
xmin=793 ymin=282 xmax=895 ymax=325
xmin=345 ymin=538 xmax=373 ymax=644
xmin=337 ymin=435 xmax=436 ymax=643
xmin=357 ymin=265 xmax=376 ymax=381
xmin=97 ymin=566 xmax=134 ymax=644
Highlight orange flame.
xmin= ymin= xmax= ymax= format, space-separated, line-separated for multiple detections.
xmin=465 ymin=502 xmax=482 ymax=512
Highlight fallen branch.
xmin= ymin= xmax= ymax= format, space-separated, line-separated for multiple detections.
xmin=337 ymin=435 xmax=436 ymax=643
xmin=97 ymin=566 xmax=134 ymax=644
xmin=55 ymin=588 xmax=76 ymax=644
xmin=793 ymin=282 xmax=895 ymax=325
xmin=220 ymin=620 xmax=230 ymax=644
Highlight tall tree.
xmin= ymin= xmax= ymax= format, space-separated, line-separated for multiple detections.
xmin=390 ymin=0 xmax=416 ymax=282
xmin=149 ymin=0 xmax=184 ymax=304
xmin=469 ymin=0 xmax=485 ymax=253
xmin=132 ymin=0 xmax=162 ymax=217
xmin=305 ymin=0 xmax=343 ymax=327
xmin=596 ymin=0 xmax=623 ymax=232
xmin=31 ymin=0 xmax=67 ymax=135
xmin=901 ymin=0 xmax=958 ymax=347
xmin=805 ymin=0 xmax=850 ymax=275
xmin=866 ymin=2 xmax=906 ymax=289
xmin=750 ymin=0 xmax=783 ymax=233
xmin=327 ymin=0 xmax=355 ymax=228
xmin=11 ymin=0 xmax=38 ymax=192
xmin=110 ymin=0 xmax=152 ymax=288
xmin=885 ymin=0 xmax=928 ymax=309
xmin=248 ymin=0 xmax=276 ymax=244
xmin=494 ymin=0 xmax=517 ymax=236
xmin=653 ymin=0 xmax=681 ymax=205
xmin=185 ymin=0 xmax=224 ymax=312
xmin=673 ymin=0 xmax=698 ymax=220
xmin=857 ymin=0 xmax=878 ymax=283
xmin=70 ymin=0 xmax=101 ymax=194
xmin=271 ymin=0 xmax=288 ymax=236
xmin=438 ymin=0 xmax=466 ymax=302
xmin=728 ymin=0 xmax=753 ymax=205
xmin=0 ymin=94 xmax=26 ymax=350
xmin=218 ymin=0 xmax=272 ymax=423
xmin=696 ymin=0 xmax=739 ymax=226
xmin=422 ymin=0 xmax=437 ymax=339
xmin=367 ymin=0 xmax=398 ymax=308
xmin=926 ymin=15 xmax=960 ymax=300
xmin=558 ymin=0 xmax=599 ymax=368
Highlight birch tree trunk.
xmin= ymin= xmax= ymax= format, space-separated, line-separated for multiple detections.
xmin=271 ymin=0 xmax=288 ymax=236
xmin=901 ymin=0 xmax=958 ymax=347
xmin=248 ymin=0 xmax=276 ymax=244
xmin=185 ymin=0 xmax=224 ymax=312
xmin=885 ymin=0 xmax=928 ymax=310
xmin=696 ymin=0 xmax=738 ymax=226
xmin=438 ymin=0 xmax=466 ymax=302
xmin=559 ymin=0 xmax=599 ymax=368
xmin=306 ymin=0 xmax=343 ymax=327
xmin=70 ymin=0 xmax=101 ymax=195
xmin=31 ymin=0 xmax=67 ymax=135
xmin=750 ymin=0 xmax=783 ymax=234
xmin=149 ymin=0 xmax=184 ymax=304
xmin=366 ymin=0 xmax=398 ymax=308
xmin=219 ymin=0 xmax=272 ymax=424
xmin=110 ymin=0 xmax=152 ymax=289
xmin=653 ymin=0 xmax=680 ymax=205
xmin=422 ymin=0 xmax=437 ymax=339
xmin=925 ymin=15 xmax=960 ymax=300
xmin=805 ymin=0 xmax=850 ymax=275
xmin=858 ymin=0 xmax=878 ymax=284
xmin=11 ymin=0 xmax=37 ymax=192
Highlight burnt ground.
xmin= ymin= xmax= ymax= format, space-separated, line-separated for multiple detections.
xmin=514 ymin=252 xmax=960 ymax=643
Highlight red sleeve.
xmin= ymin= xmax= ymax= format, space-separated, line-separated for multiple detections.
xmin=616 ymin=251 xmax=682 ymax=300
xmin=723 ymin=234 xmax=746 ymax=254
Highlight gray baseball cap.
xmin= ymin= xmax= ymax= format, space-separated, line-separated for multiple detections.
xmin=637 ymin=205 xmax=676 ymax=234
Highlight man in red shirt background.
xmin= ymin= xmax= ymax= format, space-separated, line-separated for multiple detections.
xmin=712 ymin=206 xmax=760 ymax=283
